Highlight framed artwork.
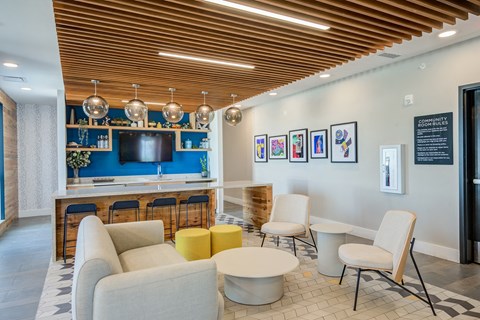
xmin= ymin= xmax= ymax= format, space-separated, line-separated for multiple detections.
xmin=289 ymin=129 xmax=308 ymax=162
xmin=269 ymin=135 xmax=288 ymax=160
xmin=330 ymin=122 xmax=357 ymax=163
xmin=254 ymin=134 xmax=268 ymax=162
xmin=380 ymin=144 xmax=405 ymax=194
xmin=310 ymin=129 xmax=328 ymax=159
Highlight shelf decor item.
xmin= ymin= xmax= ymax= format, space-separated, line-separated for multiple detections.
xmin=268 ymin=135 xmax=287 ymax=160
xmin=254 ymin=134 xmax=268 ymax=163
xmin=66 ymin=150 xmax=91 ymax=183
xmin=200 ymin=155 xmax=208 ymax=177
xmin=330 ymin=121 xmax=357 ymax=163
xmin=124 ymin=84 xmax=148 ymax=122
xmin=289 ymin=129 xmax=308 ymax=162
xmin=380 ymin=144 xmax=405 ymax=194
xmin=77 ymin=118 xmax=89 ymax=146
xmin=82 ymin=79 xmax=109 ymax=119
xmin=162 ymin=88 xmax=184 ymax=123
xmin=224 ymin=93 xmax=242 ymax=127
xmin=196 ymin=91 xmax=215 ymax=125
xmin=310 ymin=129 xmax=328 ymax=159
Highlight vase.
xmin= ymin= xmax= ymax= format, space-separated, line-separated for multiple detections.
xmin=73 ymin=168 xmax=80 ymax=183
xmin=201 ymin=171 xmax=208 ymax=178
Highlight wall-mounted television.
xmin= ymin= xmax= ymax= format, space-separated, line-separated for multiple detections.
xmin=119 ymin=131 xmax=173 ymax=163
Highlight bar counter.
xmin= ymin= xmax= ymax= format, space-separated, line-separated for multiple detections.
xmin=52 ymin=181 xmax=272 ymax=261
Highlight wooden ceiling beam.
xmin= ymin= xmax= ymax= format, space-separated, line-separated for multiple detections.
xmin=377 ymin=0 xmax=458 ymax=24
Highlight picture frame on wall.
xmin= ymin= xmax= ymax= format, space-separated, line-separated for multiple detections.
xmin=310 ymin=129 xmax=328 ymax=159
xmin=289 ymin=129 xmax=308 ymax=162
xmin=254 ymin=134 xmax=268 ymax=163
xmin=268 ymin=135 xmax=288 ymax=160
xmin=330 ymin=121 xmax=357 ymax=163
xmin=380 ymin=144 xmax=405 ymax=194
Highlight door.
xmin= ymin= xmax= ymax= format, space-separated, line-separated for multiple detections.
xmin=460 ymin=83 xmax=480 ymax=263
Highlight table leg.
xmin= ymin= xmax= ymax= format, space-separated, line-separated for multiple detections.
xmin=224 ymin=275 xmax=284 ymax=305
xmin=317 ymin=232 xmax=347 ymax=277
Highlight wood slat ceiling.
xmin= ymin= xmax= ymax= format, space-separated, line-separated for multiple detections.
xmin=53 ymin=0 xmax=480 ymax=112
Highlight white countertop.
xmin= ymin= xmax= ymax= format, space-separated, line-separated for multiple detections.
xmin=66 ymin=174 xmax=215 ymax=188
xmin=54 ymin=180 xmax=272 ymax=200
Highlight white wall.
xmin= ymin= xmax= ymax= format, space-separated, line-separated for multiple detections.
xmin=17 ymin=104 xmax=58 ymax=217
xmin=224 ymin=36 xmax=480 ymax=262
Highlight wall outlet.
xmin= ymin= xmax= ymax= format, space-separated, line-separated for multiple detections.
xmin=404 ymin=94 xmax=414 ymax=106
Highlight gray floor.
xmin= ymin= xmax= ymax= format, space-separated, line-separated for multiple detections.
xmin=0 ymin=216 xmax=51 ymax=320
xmin=1 ymin=204 xmax=480 ymax=320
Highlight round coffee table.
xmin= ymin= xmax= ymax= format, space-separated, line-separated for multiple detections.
xmin=310 ymin=223 xmax=352 ymax=277
xmin=211 ymin=247 xmax=299 ymax=305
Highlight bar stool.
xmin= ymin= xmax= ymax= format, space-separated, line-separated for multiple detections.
xmin=146 ymin=197 xmax=176 ymax=241
xmin=108 ymin=200 xmax=140 ymax=224
xmin=178 ymin=195 xmax=210 ymax=230
xmin=63 ymin=203 xmax=97 ymax=263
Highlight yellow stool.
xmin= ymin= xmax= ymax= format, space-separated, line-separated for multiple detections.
xmin=210 ymin=225 xmax=243 ymax=256
xmin=175 ymin=228 xmax=211 ymax=261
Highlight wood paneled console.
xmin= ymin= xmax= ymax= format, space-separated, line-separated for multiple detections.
xmin=52 ymin=181 xmax=272 ymax=261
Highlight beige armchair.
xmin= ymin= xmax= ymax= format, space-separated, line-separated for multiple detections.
xmin=338 ymin=210 xmax=435 ymax=315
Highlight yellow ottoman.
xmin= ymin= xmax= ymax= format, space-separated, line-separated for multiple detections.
xmin=210 ymin=225 xmax=243 ymax=255
xmin=175 ymin=228 xmax=211 ymax=261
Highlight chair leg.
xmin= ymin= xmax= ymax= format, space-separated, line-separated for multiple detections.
xmin=261 ymin=233 xmax=266 ymax=247
xmin=276 ymin=236 xmax=279 ymax=247
xmin=410 ymin=238 xmax=436 ymax=316
xmin=309 ymin=228 xmax=318 ymax=252
xmin=353 ymin=268 xmax=362 ymax=311
xmin=292 ymin=237 xmax=297 ymax=256
xmin=339 ymin=265 xmax=347 ymax=285
xmin=63 ymin=215 xmax=68 ymax=263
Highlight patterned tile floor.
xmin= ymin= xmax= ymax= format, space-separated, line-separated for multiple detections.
xmin=36 ymin=214 xmax=480 ymax=319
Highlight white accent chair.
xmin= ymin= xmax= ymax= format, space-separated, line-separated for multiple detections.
xmin=338 ymin=210 xmax=435 ymax=315
xmin=72 ymin=215 xmax=224 ymax=320
xmin=260 ymin=194 xmax=317 ymax=256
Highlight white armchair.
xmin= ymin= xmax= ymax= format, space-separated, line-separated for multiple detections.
xmin=260 ymin=194 xmax=317 ymax=256
xmin=338 ymin=210 xmax=435 ymax=315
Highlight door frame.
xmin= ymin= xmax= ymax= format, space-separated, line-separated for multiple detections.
xmin=459 ymin=82 xmax=480 ymax=264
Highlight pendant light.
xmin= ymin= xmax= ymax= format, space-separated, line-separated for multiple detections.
xmin=162 ymin=88 xmax=184 ymax=123
xmin=124 ymin=84 xmax=148 ymax=122
xmin=224 ymin=93 xmax=242 ymax=126
xmin=196 ymin=91 xmax=215 ymax=125
xmin=82 ymin=80 xmax=109 ymax=119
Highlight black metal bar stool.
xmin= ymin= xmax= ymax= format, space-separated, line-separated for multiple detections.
xmin=178 ymin=195 xmax=210 ymax=230
xmin=63 ymin=203 xmax=97 ymax=263
xmin=108 ymin=200 xmax=140 ymax=224
xmin=146 ymin=197 xmax=176 ymax=241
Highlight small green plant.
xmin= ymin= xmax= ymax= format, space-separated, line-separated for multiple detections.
xmin=200 ymin=155 xmax=207 ymax=172
xmin=77 ymin=118 xmax=89 ymax=145
xmin=66 ymin=151 xmax=91 ymax=169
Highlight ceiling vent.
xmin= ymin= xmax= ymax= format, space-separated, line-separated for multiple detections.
xmin=378 ymin=53 xmax=401 ymax=59
xmin=2 ymin=76 xmax=26 ymax=82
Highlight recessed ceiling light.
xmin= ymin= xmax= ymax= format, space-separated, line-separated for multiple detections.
xmin=159 ymin=52 xmax=254 ymax=69
xmin=319 ymin=74 xmax=331 ymax=78
xmin=3 ymin=62 xmax=18 ymax=68
xmin=269 ymin=92 xmax=278 ymax=96
xmin=438 ymin=30 xmax=456 ymax=38
xmin=205 ymin=0 xmax=330 ymax=31
xmin=235 ymin=104 xmax=242 ymax=107
xmin=21 ymin=87 xmax=32 ymax=91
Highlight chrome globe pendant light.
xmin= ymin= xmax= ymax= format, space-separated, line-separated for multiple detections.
xmin=224 ymin=93 xmax=242 ymax=127
xmin=162 ymin=88 xmax=184 ymax=123
xmin=82 ymin=80 xmax=109 ymax=119
xmin=124 ymin=84 xmax=148 ymax=122
xmin=196 ymin=91 xmax=215 ymax=125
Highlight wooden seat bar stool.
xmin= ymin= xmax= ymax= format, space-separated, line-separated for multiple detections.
xmin=178 ymin=195 xmax=210 ymax=230
xmin=146 ymin=197 xmax=176 ymax=241
xmin=63 ymin=203 xmax=97 ymax=263
xmin=108 ymin=200 xmax=140 ymax=224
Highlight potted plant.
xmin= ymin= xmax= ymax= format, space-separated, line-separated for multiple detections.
xmin=200 ymin=155 xmax=208 ymax=177
xmin=66 ymin=150 xmax=91 ymax=183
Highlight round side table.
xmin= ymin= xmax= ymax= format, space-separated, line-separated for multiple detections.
xmin=310 ymin=223 xmax=352 ymax=277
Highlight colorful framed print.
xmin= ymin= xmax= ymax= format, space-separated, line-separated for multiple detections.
xmin=254 ymin=134 xmax=268 ymax=163
xmin=289 ymin=129 xmax=308 ymax=162
xmin=269 ymin=135 xmax=288 ymax=160
xmin=380 ymin=144 xmax=405 ymax=194
xmin=310 ymin=129 xmax=328 ymax=159
xmin=330 ymin=122 xmax=357 ymax=163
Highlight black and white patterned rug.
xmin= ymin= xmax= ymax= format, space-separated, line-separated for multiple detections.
xmin=36 ymin=214 xmax=480 ymax=319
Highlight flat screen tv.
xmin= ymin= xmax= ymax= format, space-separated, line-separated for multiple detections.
xmin=119 ymin=131 xmax=173 ymax=163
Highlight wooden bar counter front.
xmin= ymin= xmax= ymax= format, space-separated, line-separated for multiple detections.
xmin=52 ymin=181 xmax=272 ymax=261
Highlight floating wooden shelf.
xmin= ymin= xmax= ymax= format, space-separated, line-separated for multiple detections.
xmin=66 ymin=147 xmax=112 ymax=152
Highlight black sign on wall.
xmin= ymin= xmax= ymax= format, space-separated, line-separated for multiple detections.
xmin=414 ymin=112 xmax=453 ymax=165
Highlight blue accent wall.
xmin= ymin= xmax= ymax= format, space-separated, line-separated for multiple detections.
xmin=67 ymin=106 xmax=208 ymax=178
xmin=0 ymin=103 xmax=4 ymax=220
